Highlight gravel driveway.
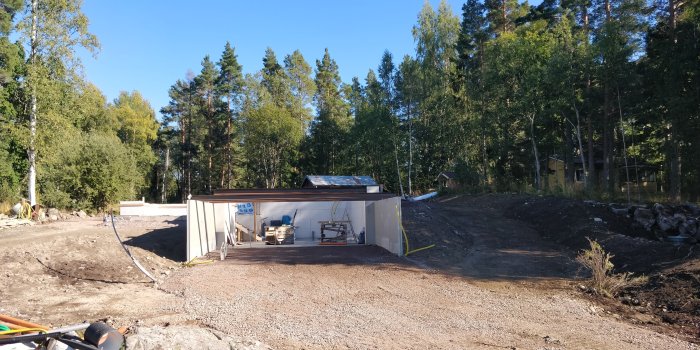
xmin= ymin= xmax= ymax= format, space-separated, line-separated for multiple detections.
xmin=161 ymin=245 xmax=695 ymax=349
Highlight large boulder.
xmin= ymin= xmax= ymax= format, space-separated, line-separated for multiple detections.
xmin=47 ymin=208 xmax=61 ymax=219
xmin=653 ymin=203 xmax=671 ymax=216
xmin=610 ymin=206 xmax=630 ymax=216
xmin=657 ymin=214 xmax=677 ymax=232
xmin=634 ymin=208 xmax=656 ymax=230
xmin=680 ymin=218 xmax=698 ymax=236
xmin=35 ymin=208 xmax=46 ymax=222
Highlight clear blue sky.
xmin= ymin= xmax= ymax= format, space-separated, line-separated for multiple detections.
xmin=77 ymin=1 xmax=535 ymax=119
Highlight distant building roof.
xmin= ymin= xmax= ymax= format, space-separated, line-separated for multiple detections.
xmin=302 ymin=175 xmax=377 ymax=189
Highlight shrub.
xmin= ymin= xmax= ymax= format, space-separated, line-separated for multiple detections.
xmin=39 ymin=132 xmax=140 ymax=210
xmin=576 ymin=238 xmax=647 ymax=298
xmin=0 ymin=147 xmax=20 ymax=203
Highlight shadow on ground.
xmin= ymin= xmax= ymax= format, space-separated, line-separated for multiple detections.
xmin=124 ymin=220 xmax=187 ymax=262
xmin=216 ymin=245 xmax=415 ymax=270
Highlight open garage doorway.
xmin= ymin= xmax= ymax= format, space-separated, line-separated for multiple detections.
xmin=185 ymin=189 xmax=403 ymax=261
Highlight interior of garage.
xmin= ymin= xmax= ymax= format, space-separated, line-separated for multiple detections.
xmin=186 ymin=188 xmax=403 ymax=261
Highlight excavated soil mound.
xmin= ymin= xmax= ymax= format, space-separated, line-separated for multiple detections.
xmin=508 ymin=195 xmax=699 ymax=341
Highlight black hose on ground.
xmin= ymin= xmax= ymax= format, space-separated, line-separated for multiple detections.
xmin=110 ymin=210 xmax=157 ymax=283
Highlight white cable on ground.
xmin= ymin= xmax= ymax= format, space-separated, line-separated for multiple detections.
xmin=110 ymin=210 xmax=157 ymax=283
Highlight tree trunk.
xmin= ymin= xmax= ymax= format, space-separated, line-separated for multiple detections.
xmin=407 ymin=103 xmax=413 ymax=196
xmin=224 ymin=95 xmax=232 ymax=189
xmin=603 ymin=84 xmax=613 ymax=195
xmin=393 ymin=138 xmax=405 ymax=198
xmin=179 ymin=117 xmax=186 ymax=202
xmin=161 ymin=146 xmax=169 ymax=203
xmin=502 ymin=0 xmax=508 ymax=33
xmin=187 ymin=89 xmax=192 ymax=198
xmin=617 ymin=87 xmax=631 ymax=205
xmin=207 ymin=95 xmax=213 ymax=194
xmin=668 ymin=123 xmax=682 ymax=202
xmin=584 ymin=2 xmax=594 ymax=191
xmin=572 ymin=103 xmax=588 ymax=187
xmin=27 ymin=0 xmax=38 ymax=206
xmin=564 ymin=121 xmax=575 ymax=187
xmin=529 ymin=115 xmax=540 ymax=191
xmin=667 ymin=0 xmax=681 ymax=203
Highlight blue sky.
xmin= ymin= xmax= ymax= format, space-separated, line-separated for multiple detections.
xmin=77 ymin=1 xmax=533 ymax=118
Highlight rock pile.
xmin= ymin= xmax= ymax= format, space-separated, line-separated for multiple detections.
xmin=625 ymin=203 xmax=700 ymax=243
xmin=33 ymin=208 xmax=90 ymax=223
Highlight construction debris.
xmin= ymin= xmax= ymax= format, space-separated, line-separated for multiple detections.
xmin=0 ymin=218 xmax=33 ymax=229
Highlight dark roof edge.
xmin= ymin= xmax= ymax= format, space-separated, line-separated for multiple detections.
xmin=191 ymin=192 xmax=397 ymax=203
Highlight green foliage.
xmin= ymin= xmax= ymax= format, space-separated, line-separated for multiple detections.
xmin=284 ymin=50 xmax=316 ymax=132
xmin=3 ymin=0 xmax=692 ymax=209
xmin=242 ymin=99 xmax=302 ymax=188
xmin=0 ymin=147 xmax=20 ymax=202
xmin=41 ymin=132 xmax=139 ymax=210
xmin=108 ymin=90 xmax=158 ymax=194
xmin=454 ymin=160 xmax=481 ymax=192
xmin=306 ymin=48 xmax=352 ymax=175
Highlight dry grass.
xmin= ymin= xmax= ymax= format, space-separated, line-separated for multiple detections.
xmin=0 ymin=202 xmax=13 ymax=215
xmin=577 ymin=238 xmax=648 ymax=298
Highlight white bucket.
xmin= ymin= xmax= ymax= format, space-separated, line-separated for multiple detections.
xmin=11 ymin=202 xmax=22 ymax=215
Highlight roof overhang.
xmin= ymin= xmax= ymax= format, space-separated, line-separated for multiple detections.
xmin=192 ymin=189 xmax=396 ymax=203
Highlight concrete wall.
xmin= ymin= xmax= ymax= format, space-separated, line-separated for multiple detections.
xmin=186 ymin=197 xmax=401 ymax=260
xmin=371 ymin=197 xmax=403 ymax=255
xmin=120 ymin=201 xmax=187 ymax=217
xmin=236 ymin=201 xmax=366 ymax=241
xmin=187 ymin=200 xmax=235 ymax=261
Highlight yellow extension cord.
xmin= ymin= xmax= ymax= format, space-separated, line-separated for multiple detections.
xmin=395 ymin=204 xmax=435 ymax=256
xmin=0 ymin=328 xmax=46 ymax=335
xmin=182 ymin=258 xmax=213 ymax=267
xmin=18 ymin=202 xmax=32 ymax=220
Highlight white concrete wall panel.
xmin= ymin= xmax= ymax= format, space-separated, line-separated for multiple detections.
xmin=373 ymin=197 xmax=403 ymax=255
xmin=120 ymin=203 xmax=186 ymax=216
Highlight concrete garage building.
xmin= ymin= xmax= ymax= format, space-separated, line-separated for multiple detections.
xmin=186 ymin=177 xmax=403 ymax=261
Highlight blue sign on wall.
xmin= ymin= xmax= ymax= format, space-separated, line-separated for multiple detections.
xmin=236 ymin=202 xmax=254 ymax=215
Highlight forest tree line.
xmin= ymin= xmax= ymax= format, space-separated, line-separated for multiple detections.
xmin=157 ymin=0 xmax=700 ymax=202
xmin=0 ymin=0 xmax=157 ymax=209
xmin=1 ymin=0 xmax=699 ymax=211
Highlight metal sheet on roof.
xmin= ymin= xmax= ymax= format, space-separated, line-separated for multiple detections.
xmin=303 ymin=175 xmax=377 ymax=187
xmin=192 ymin=189 xmax=395 ymax=203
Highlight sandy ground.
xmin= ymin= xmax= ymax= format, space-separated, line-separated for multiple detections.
xmin=0 ymin=218 xmax=185 ymax=328
xmin=1 ymin=196 xmax=698 ymax=349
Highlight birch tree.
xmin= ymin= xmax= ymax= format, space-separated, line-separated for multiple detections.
xmin=18 ymin=0 xmax=98 ymax=205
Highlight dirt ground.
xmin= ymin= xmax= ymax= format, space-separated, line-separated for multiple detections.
xmin=506 ymin=194 xmax=700 ymax=340
xmin=0 ymin=217 xmax=185 ymax=327
xmin=1 ymin=195 xmax=698 ymax=349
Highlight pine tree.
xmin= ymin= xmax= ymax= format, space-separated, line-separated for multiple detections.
xmin=216 ymin=41 xmax=243 ymax=189
xmin=194 ymin=56 xmax=221 ymax=193
xmin=284 ymin=50 xmax=316 ymax=134
xmin=307 ymin=48 xmax=351 ymax=175
xmin=261 ymin=47 xmax=289 ymax=107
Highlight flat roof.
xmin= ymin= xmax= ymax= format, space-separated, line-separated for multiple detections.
xmin=302 ymin=175 xmax=377 ymax=188
xmin=193 ymin=189 xmax=396 ymax=203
